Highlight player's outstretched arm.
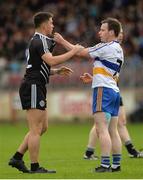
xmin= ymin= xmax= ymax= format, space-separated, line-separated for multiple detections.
xmin=80 ymin=73 xmax=93 ymax=83
xmin=50 ymin=66 xmax=73 ymax=76
xmin=42 ymin=44 xmax=83 ymax=66
xmin=54 ymin=32 xmax=75 ymax=51
xmin=54 ymin=32 xmax=90 ymax=58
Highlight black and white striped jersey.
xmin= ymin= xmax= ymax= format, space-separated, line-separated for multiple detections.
xmin=24 ymin=32 xmax=56 ymax=84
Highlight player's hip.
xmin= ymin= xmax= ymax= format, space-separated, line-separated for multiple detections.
xmin=92 ymin=87 xmax=120 ymax=116
xmin=19 ymin=81 xmax=47 ymax=110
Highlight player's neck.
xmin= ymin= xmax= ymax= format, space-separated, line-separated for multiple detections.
xmin=107 ymin=36 xmax=117 ymax=42
xmin=35 ymin=28 xmax=47 ymax=36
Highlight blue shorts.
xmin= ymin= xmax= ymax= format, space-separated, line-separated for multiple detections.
xmin=92 ymin=87 xmax=120 ymax=117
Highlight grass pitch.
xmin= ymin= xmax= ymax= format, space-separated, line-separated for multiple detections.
xmin=0 ymin=122 xmax=143 ymax=179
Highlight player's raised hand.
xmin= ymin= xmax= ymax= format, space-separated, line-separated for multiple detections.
xmin=72 ymin=44 xmax=84 ymax=54
xmin=54 ymin=32 xmax=64 ymax=43
xmin=57 ymin=66 xmax=73 ymax=76
xmin=80 ymin=73 xmax=92 ymax=83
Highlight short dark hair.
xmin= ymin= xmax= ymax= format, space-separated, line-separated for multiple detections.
xmin=101 ymin=18 xmax=121 ymax=37
xmin=33 ymin=12 xmax=53 ymax=28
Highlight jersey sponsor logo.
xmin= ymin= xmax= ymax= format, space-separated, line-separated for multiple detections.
xmin=39 ymin=100 xmax=45 ymax=107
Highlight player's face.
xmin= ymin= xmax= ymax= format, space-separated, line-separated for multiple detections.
xmin=98 ymin=23 xmax=110 ymax=42
xmin=45 ymin=17 xmax=54 ymax=35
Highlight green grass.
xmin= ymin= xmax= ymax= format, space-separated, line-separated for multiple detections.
xmin=0 ymin=122 xmax=143 ymax=179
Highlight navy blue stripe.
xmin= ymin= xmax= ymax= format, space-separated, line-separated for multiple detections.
xmin=101 ymin=156 xmax=110 ymax=158
xmin=113 ymin=157 xmax=121 ymax=161
xmin=112 ymin=162 xmax=120 ymax=165
xmin=103 ymin=160 xmax=110 ymax=162
xmin=95 ymin=57 xmax=120 ymax=72
xmin=102 ymin=163 xmax=110 ymax=165
xmin=112 ymin=154 xmax=121 ymax=156
xmin=113 ymin=40 xmax=119 ymax=43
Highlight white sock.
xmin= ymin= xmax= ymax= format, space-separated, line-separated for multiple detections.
xmin=111 ymin=164 xmax=120 ymax=169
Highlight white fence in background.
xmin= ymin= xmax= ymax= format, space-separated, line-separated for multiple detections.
xmin=0 ymin=88 xmax=141 ymax=122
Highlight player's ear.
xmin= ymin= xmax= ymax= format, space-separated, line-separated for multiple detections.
xmin=109 ymin=30 xmax=114 ymax=36
xmin=42 ymin=22 xmax=48 ymax=31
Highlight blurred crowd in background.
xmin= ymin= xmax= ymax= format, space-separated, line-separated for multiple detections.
xmin=0 ymin=0 xmax=143 ymax=89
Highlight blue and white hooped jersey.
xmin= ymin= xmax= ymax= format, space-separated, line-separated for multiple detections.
xmin=88 ymin=41 xmax=124 ymax=92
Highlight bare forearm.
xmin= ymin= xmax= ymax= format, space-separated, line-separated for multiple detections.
xmin=61 ymin=39 xmax=75 ymax=50
xmin=42 ymin=49 xmax=76 ymax=66
xmin=54 ymin=33 xmax=90 ymax=58
xmin=50 ymin=50 xmax=75 ymax=66
xmin=61 ymin=40 xmax=90 ymax=58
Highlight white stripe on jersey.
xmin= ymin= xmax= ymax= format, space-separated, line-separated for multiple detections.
xmin=40 ymin=35 xmax=49 ymax=53
xmin=41 ymin=65 xmax=49 ymax=77
xmin=40 ymin=70 xmax=47 ymax=83
xmin=43 ymin=62 xmax=50 ymax=74
xmin=35 ymin=32 xmax=53 ymax=40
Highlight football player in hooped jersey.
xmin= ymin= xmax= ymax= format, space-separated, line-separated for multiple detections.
xmin=8 ymin=12 xmax=83 ymax=173
xmin=54 ymin=18 xmax=123 ymax=172
xmin=81 ymin=31 xmax=143 ymax=160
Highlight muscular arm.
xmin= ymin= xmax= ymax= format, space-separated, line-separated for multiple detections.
xmin=42 ymin=45 xmax=83 ymax=66
xmin=54 ymin=33 xmax=90 ymax=59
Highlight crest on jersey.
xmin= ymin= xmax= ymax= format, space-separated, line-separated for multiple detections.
xmin=39 ymin=100 xmax=45 ymax=107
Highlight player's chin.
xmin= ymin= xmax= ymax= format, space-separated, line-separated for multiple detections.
xmin=100 ymin=39 xmax=104 ymax=42
xmin=51 ymin=29 xmax=54 ymax=34
xmin=50 ymin=29 xmax=54 ymax=36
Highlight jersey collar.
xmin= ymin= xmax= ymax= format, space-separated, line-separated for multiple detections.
xmin=113 ymin=40 xmax=119 ymax=43
xmin=35 ymin=32 xmax=53 ymax=40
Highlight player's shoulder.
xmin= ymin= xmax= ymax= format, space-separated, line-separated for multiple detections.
xmin=89 ymin=41 xmax=120 ymax=53
xmin=93 ymin=42 xmax=114 ymax=50
xmin=28 ymin=35 xmax=41 ymax=49
xmin=36 ymin=33 xmax=55 ymax=46
xmin=30 ymin=33 xmax=51 ymax=46
xmin=105 ymin=41 xmax=122 ymax=52
xmin=30 ymin=34 xmax=41 ymax=44
xmin=95 ymin=42 xmax=106 ymax=48
xmin=105 ymin=41 xmax=118 ymax=47
xmin=110 ymin=41 xmax=123 ymax=52
xmin=89 ymin=42 xmax=106 ymax=52
xmin=107 ymin=40 xmax=121 ymax=47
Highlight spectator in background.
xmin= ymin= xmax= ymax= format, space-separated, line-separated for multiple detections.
xmin=1 ymin=0 xmax=143 ymax=89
